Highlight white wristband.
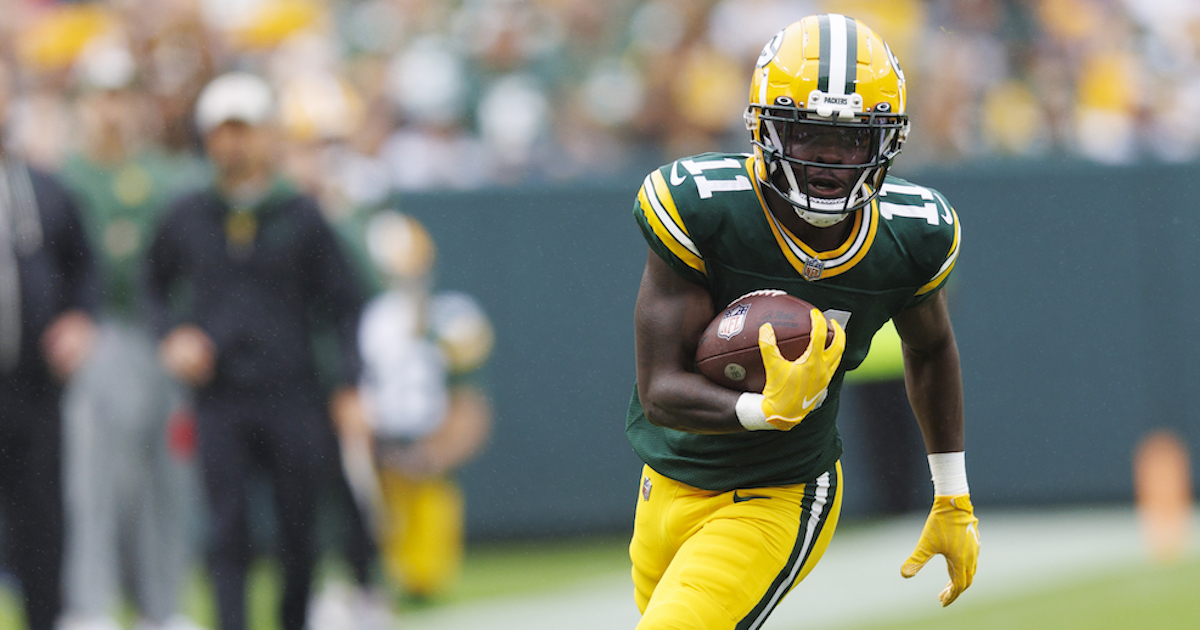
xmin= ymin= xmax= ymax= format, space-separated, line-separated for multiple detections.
xmin=735 ymin=393 xmax=772 ymax=431
xmin=928 ymin=451 xmax=969 ymax=496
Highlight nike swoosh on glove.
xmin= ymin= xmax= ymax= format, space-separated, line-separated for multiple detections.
xmin=757 ymin=309 xmax=845 ymax=431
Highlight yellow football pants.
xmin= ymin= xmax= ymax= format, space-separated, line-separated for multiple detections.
xmin=630 ymin=462 xmax=842 ymax=630
xmin=378 ymin=470 xmax=464 ymax=597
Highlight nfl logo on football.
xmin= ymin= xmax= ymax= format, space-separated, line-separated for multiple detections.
xmin=718 ymin=304 xmax=750 ymax=340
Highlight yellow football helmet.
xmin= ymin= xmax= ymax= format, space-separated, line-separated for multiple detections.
xmin=366 ymin=211 xmax=436 ymax=285
xmin=746 ymin=14 xmax=909 ymax=227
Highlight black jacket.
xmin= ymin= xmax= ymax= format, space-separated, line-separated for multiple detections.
xmin=0 ymin=166 xmax=99 ymax=384
xmin=145 ymin=182 xmax=364 ymax=399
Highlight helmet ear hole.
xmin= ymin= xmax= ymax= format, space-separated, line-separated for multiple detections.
xmin=774 ymin=96 xmax=794 ymax=107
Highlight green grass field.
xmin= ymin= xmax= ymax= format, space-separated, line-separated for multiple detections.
xmin=441 ymin=536 xmax=1200 ymax=630
xmin=4 ymin=535 xmax=1196 ymax=629
xmin=435 ymin=534 xmax=632 ymax=605
xmin=0 ymin=535 xmax=635 ymax=628
xmin=432 ymin=533 xmax=1200 ymax=630
xmin=840 ymin=555 xmax=1200 ymax=630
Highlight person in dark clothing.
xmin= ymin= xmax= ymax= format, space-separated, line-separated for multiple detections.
xmin=144 ymin=72 xmax=367 ymax=630
xmin=0 ymin=59 xmax=100 ymax=630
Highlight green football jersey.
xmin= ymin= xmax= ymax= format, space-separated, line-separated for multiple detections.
xmin=60 ymin=149 xmax=209 ymax=320
xmin=627 ymin=152 xmax=960 ymax=491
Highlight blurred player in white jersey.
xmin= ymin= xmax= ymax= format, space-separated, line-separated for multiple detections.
xmin=355 ymin=211 xmax=493 ymax=602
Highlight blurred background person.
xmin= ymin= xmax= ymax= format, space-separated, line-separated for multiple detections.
xmin=273 ymin=63 xmax=400 ymax=630
xmin=144 ymin=72 xmax=366 ymax=630
xmin=0 ymin=55 xmax=99 ymax=630
xmin=55 ymin=34 xmax=207 ymax=630
xmin=355 ymin=211 xmax=493 ymax=604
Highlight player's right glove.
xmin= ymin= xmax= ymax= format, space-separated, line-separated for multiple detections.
xmin=901 ymin=494 xmax=980 ymax=606
xmin=756 ymin=309 xmax=845 ymax=431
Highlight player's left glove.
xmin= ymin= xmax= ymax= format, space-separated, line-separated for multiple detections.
xmin=901 ymin=494 xmax=980 ymax=607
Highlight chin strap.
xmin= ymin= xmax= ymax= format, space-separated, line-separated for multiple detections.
xmin=784 ymin=171 xmax=861 ymax=227
xmin=791 ymin=190 xmax=851 ymax=227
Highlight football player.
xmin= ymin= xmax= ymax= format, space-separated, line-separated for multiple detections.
xmin=627 ymin=14 xmax=980 ymax=629
xmin=355 ymin=211 xmax=494 ymax=602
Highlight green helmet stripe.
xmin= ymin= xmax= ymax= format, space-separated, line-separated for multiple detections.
xmin=818 ymin=14 xmax=858 ymax=97
xmin=817 ymin=14 xmax=831 ymax=93
xmin=842 ymin=16 xmax=858 ymax=95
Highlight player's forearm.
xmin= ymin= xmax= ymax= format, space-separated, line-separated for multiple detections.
xmin=902 ymin=337 xmax=964 ymax=453
xmin=426 ymin=387 xmax=492 ymax=470
xmin=640 ymin=372 xmax=744 ymax=434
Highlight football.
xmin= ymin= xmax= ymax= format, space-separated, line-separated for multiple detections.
xmin=695 ymin=290 xmax=832 ymax=392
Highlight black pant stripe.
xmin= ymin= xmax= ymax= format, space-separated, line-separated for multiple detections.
xmin=737 ymin=463 xmax=840 ymax=630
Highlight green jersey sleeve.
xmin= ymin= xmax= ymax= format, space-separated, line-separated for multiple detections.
xmin=876 ymin=179 xmax=961 ymax=308
xmin=632 ymin=165 xmax=708 ymax=286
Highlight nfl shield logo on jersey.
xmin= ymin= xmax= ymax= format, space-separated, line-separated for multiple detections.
xmin=803 ymin=257 xmax=825 ymax=281
xmin=718 ymin=304 xmax=750 ymax=340
xmin=642 ymin=476 xmax=653 ymax=501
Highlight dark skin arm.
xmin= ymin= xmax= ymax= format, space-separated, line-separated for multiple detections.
xmin=893 ymin=289 xmax=964 ymax=454
xmin=634 ymin=249 xmax=743 ymax=434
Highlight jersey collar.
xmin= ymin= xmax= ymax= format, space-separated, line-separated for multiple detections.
xmin=746 ymin=156 xmax=879 ymax=280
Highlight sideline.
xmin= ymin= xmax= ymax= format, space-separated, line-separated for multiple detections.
xmin=399 ymin=505 xmax=1188 ymax=629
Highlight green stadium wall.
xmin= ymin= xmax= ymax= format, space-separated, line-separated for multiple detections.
xmin=394 ymin=159 xmax=1200 ymax=540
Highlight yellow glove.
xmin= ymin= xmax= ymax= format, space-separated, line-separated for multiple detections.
xmin=757 ymin=309 xmax=845 ymax=431
xmin=901 ymin=494 xmax=980 ymax=606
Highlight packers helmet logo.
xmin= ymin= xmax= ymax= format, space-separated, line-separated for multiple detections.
xmin=756 ymin=29 xmax=785 ymax=68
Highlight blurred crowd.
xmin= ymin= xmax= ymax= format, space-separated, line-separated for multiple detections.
xmin=0 ymin=0 xmax=1194 ymax=212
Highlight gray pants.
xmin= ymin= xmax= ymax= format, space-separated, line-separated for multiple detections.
xmin=61 ymin=323 xmax=200 ymax=623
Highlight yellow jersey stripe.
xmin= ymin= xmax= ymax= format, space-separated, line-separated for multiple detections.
xmin=833 ymin=198 xmax=879 ymax=271
xmin=639 ymin=174 xmax=706 ymax=274
xmin=747 ymin=158 xmax=877 ymax=279
xmin=915 ymin=207 xmax=961 ymax=296
xmin=771 ymin=209 xmax=862 ymax=260
xmin=650 ymin=170 xmax=692 ymax=244
xmin=762 ymin=208 xmax=811 ymax=278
